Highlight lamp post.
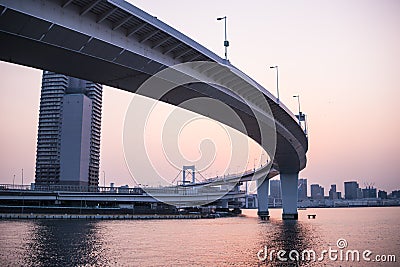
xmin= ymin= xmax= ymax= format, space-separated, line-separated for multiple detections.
xmin=217 ymin=16 xmax=229 ymax=60
xmin=269 ymin=66 xmax=279 ymax=103
xmin=293 ymin=95 xmax=301 ymax=125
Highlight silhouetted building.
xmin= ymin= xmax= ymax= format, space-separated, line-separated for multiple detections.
xmin=344 ymin=181 xmax=359 ymax=200
xmin=357 ymin=188 xmax=363 ymax=199
xmin=329 ymin=184 xmax=338 ymax=200
xmin=391 ymin=190 xmax=400 ymax=199
xmin=269 ymin=179 xmax=281 ymax=199
xmin=311 ymin=184 xmax=324 ymax=200
xmin=35 ymin=71 xmax=102 ymax=187
xmin=298 ymin=178 xmax=308 ymax=200
xmin=378 ymin=190 xmax=387 ymax=199
xmin=362 ymin=186 xmax=377 ymax=199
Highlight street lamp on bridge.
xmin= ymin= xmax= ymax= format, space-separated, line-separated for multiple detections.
xmin=293 ymin=94 xmax=308 ymax=136
xmin=217 ymin=16 xmax=229 ymax=60
xmin=269 ymin=65 xmax=279 ymax=104
xmin=293 ymin=95 xmax=301 ymax=125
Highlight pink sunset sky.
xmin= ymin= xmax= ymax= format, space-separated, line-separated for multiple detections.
xmin=0 ymin=0 xmax=399 ymax=193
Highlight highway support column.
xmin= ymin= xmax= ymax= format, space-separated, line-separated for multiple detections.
xmin=281 ymin=172 xmax=298 ymax=219
xmin=257 ymin=177 xmax=269 ymax=220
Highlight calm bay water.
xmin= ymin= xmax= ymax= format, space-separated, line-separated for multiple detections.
xmin=0 ymin=207 xmax=399 ymax=266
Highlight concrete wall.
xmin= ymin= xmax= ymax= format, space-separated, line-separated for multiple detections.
xmin=59 ymin=94 xmax=92 ymax=185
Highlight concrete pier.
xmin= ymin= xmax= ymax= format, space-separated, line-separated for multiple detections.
xmin=257 ymin=178 xmax=270 ymax=220
xmin=281 ymin=173 xmax=299 ymax=220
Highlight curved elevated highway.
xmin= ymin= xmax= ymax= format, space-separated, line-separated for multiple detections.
xmin=0 ymin=0 xmax=308 ymax=219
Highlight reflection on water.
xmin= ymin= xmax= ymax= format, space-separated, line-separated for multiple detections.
xmin=26 ymin=220 xmax=108 ymax=266
xmin=256 ymin=211 xmax=322 ymax=266
xmin=0 ymin=207 xmax=399 ymax=266
xmin=0 ymin=220 xmax=109 ymax=266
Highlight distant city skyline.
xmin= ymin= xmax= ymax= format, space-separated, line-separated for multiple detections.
xmin=268 ymin=177 xmax=398 ymax=200
xmin=1 ymin=0 xmax=399 ymax=192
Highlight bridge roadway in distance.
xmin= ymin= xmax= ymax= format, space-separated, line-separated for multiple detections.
xmin=0 ymin=0 xmax=308 ymax=219
xmin=0 ymin=183 xmax=245 ymax=209
xmin=0 ymin=165 xmax=269 ymax=213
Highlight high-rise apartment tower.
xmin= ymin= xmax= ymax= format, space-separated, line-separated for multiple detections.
xmin=35 ymin=71 xmax=102 ymax=187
